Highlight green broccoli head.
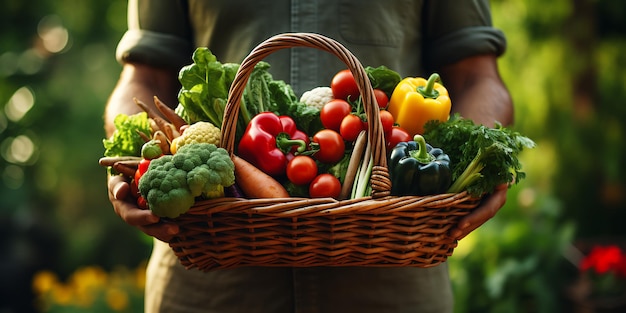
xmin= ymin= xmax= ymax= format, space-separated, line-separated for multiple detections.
xmin=137 ymin=143 xmax=235 ymax=218
xmin=138 ymin=156 xmax=195 ymax=218
xmin=182 ymin=143 xmax=235 ymax=199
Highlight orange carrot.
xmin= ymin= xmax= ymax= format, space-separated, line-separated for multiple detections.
xmin=232 ymin=155 xmax=289 ymax=198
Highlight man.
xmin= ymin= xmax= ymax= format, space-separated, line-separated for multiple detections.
xmin=106 ymin=1 xmax=513 ymax=312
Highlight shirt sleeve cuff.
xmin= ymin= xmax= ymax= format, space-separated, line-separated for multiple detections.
xmin=115 ymin=29 xmax=193 ymax=70
xmin=424 ymin=26 xmax=507 ymax=69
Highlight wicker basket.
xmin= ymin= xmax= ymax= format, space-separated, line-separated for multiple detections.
xmin=168 ymin=33 xmax=480 ymax=271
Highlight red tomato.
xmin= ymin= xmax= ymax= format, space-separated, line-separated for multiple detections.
xmin=331 ymin=69 xmax=360 ymax=101
xmin=309 ymin=173 xmax=342 ymax=199
xmin=137 ymin=196 xmax=148 ymax=209
xmin=385 ymin=126 xmax=412 ymax=151
xmin=320 ymin=99 xmax=352 ymax=131
xmin=312 ymin=129 xmax=345 ymax=164
xmin=286 ymin=155 xmax=318 ymax=185
xmin=373 ymin=89 xmax=389 ymax=109
xmin=339 ymin=114 xmax=365 ymax=141
xmin=379 ymin=110 xmax=394 ymax=135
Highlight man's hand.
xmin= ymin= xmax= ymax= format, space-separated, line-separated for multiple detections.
xmin=108 ymin=174 xmax=179 ymax=242
xmin=448 ymin=184 xmax=508 ymax=240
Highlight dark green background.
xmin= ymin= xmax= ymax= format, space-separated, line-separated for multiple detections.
xmin=1 ymin=0 xmax=624 ymax=312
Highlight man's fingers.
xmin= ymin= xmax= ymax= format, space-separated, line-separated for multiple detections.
xmin=449 ymin=184 xmax=508 ymax=240
xmin=137 ymin=222 xmax=179 ymax=243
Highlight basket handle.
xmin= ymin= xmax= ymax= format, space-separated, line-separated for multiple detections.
xmin=220 ymin=33 xmax=390 ymax=198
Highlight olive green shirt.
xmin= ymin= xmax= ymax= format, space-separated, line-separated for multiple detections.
xmin=117 ymin=0 xmax=505 ymax=96
xmin=116 ymin=1 xmax=506 ymax=312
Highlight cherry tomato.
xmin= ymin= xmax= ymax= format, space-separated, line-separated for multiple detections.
xmin=379 ymin=110 xmax=395 ymax=135
xmin=286 ymin=155 xmax=318 ymax=185
xmin=312 ymin=129 xmax=345 ymax=164
xmin=137 ymin=196 xmax=148 ymax=209
xmin=309 ymin=173 xmax=342 ymax=199
xmin=373 ymin=89 xmax=389 ymax=109
xmin=339 ymin=114 xmax=366 ymax=142
xmin=385 ymin=126 xmax=412 ymax=151
xmin=320 ymin=99 xmax=352 ymax=131
xmin=331 ymin=69 xmax=360 ymax=101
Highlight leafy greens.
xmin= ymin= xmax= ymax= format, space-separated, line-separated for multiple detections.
xmin=102 ymin=112 xmax=151 ymax=157
xmin=176 ymin=48 xmax=322 ymax=141
xmin=423 ymin=114 xmax=536 ymax=197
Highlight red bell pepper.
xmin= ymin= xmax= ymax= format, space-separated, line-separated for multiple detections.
xmin=238 ymin=112 xmax=309 ymax=176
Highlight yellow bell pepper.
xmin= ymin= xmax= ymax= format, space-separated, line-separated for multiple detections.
xmin=387 ymin=73 xmax=451 ymax=136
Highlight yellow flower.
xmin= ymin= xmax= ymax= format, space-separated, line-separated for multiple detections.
xmin=106 ymin=287 xmax=129 ymax=311
xmin=70 ymin=266 xmax=108 ymax=307
xmin=32 ymin=270 xmax=59 ymax=294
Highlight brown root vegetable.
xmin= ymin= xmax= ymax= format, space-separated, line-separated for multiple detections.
xmin=133 ymin=97 xmax=161 ymax=120
xmin=136 ymin=129 xmax=152 ymax=143
xmin=152 ymin=116 xmax=179 ymax=142
xmin=153 ymin=96 xmax=188 ymax=131
xmin=99 ymin=156 xmax=142 ymax=167
xmin=232 ymin=155 xmax=289 ymax=198
xmin=112 ymin=162 xmax=138 ymax=178
xmin=152 ymin=130 xmax=171 ymax=155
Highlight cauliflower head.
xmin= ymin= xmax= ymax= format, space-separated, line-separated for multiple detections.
xmin=138 ymin=143 xmax=235 ymax=218
xmin=299 ymin=86 xmax=334 ymax=109
xmin=171 ymin=121 xmax=221 ymax=153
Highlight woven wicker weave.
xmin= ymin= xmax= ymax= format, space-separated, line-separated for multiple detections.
xmin=168 ymin=33 xmax=480 ymax=271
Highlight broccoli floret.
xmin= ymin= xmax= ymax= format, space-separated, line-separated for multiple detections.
xmin=138 ymin=156 xmax=195 ymax=218
xmin=137 ymin=143 xmax=235 ymax=218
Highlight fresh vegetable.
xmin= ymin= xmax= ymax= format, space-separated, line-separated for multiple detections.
xmin=388 ymin=135 xmax=452 ymax=196
xmin=232 ymin=155 xmax=290 ymax=198
xmin=320 ymin=99 xmax=352 ymax=132
xmin=379 ymin=110 xmax=395 ymax=135
xmin=339 ymin=114 xmax=365 ymax=142
xmin=423 ymin=114 xmax=536 ymax=196
xmin=310 ymin=129 xmax=345 ymax=164
xmin=330 ymin=66 xmax=401 ymax=105
xmin=309 ymin=173 xmax=342 ymax=199
xmin=340 ymin=130 xmax=367 ymax=199
xmin=385 ymin=126 xmax=412 ymax=152
xmin=98 ymin=156 xmax=141 ymax=168
xmin=170 ymin=121 xmax=221 ymax=154
xmin=351 ymin=139 xmax=373 ymax=199
xmin=177 ymin=48 xmax=239 ymax=128
xmin=112 ymin=162 xmax=139 ymax=178
xmin=242 ymin=61 xmax=323 ymax=136
xmin=364 ymin=65 xmax=402 ymax=98
xmin=133 ymin=140 xmax=164 ymax=208
xmin=373 ymin=89 xmax=389 ymax=109
xmin=103 ymin=112 xmax=152 ymax=157
xmin=331 ymin=69 xmax=360 ymax=101
xmin=137 ymin=143 xmax=235 ymax=218
xmin=153 ymin=96 xmax=188 ymax=131
xmin=300 ymin=86 xmax=334 ymax=109
xmin=152 ymin=130 xmax=171 ymax=155
xmin=387 ymin=73 xmax=451 ymax=136
xmin=238 ymin=112 xmax=308 ymax=176
xmin=286 ymin=155 xmax=318 ymax=185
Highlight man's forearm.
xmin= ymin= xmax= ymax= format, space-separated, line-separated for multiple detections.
xmin=439 ymin=54 xmax=514 ymax=127
xmin=105 ymin=63 xmax=180 ymax=137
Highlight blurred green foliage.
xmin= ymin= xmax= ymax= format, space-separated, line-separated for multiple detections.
xmin=1 ymin=0 xmax=625 ymax=312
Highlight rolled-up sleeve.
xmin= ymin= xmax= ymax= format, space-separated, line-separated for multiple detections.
xmin=115 ymin=0 xmax=194 ymax=70
xmin=422 ymin=0 xmax=506 ymax=70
